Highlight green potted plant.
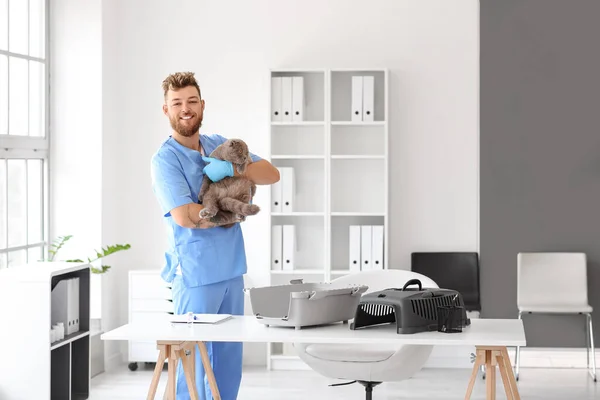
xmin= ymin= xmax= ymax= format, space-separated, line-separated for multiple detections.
xmin=47 ymin=234 xmax=131 ymax=274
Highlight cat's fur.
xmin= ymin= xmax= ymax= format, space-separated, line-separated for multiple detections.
xmin=198 ymin=139 xmax=260 ymax=227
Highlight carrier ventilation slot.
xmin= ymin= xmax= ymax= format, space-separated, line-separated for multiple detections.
xmin=360 ymin=303 xmax=394 ymax=317
xmin=410 ymin=295 xmax=459 ymax=321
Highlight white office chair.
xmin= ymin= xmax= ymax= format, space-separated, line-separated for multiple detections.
xmin=293 ymin=269 xmax=438 ymax=400
xmin=515 ymin=252 xmax=596 ymax=382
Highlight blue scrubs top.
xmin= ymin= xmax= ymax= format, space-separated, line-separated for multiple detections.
xmin=150 ymin=133 xmax=262 ymax=287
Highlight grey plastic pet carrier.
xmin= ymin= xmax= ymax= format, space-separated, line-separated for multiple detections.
xmin=350 ymin=279 xmax=471 ymax=334
xmin=244 ymin=279 xmax=368 ymax=329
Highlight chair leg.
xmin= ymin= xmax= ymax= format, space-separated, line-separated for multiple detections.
xmin=357 ymin=381 xmax=381 ymax=400
xmin=588 ymin=313 xmax=597 ymax=382
xmin=515 ymin=311 xmax=522 ymax=381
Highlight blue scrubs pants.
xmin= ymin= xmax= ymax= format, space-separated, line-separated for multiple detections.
xmin=171 ymin=275 xmax=244 ymax=400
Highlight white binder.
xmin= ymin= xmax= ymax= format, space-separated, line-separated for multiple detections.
xmin=349 ymin=225 xmax=361 ymax=272
xmin=281 ymin=77 xmax=293 ymax=122
xmin=271 ymin=177 xmax=282 ymax=212
xmin=351 ymin=76 xmax=363 ymax=122
xmin=362 ymin=76 xmax=374 ymax=122
xmin=282 ymin=225 xmax=296 ymax=270
xmin=51 ymin=279 xmax=69 ymax=337
xmin=271 ymin=225 xmax=283 ymax=270
xmin=292 ymin=76 xmax=304 ymax=121
xmin=271 ymin=77 xmax=282 ymax=122
xmin=360 ymin=225 xmax=372 ymax=270
xmin=67 ymin=277 xmax=80 ymax=335
xmin=74 ymin=277 xmax=80 ymax=333
xmin=371 ymin=225 xmax=384 ymax=269
xmin=281 ymin=167 xmax=295 ymax=213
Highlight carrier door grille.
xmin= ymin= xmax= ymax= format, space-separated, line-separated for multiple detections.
xmin=360 ymin=303 xmax=394 ymax=317
xmin=410 ymin=295 xmax=457 ymax=321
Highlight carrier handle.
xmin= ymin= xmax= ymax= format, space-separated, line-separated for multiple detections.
xmin=304 ymin=286 xmax=366 ymax=300
xmin=402 ymin=279 xmax=422 ymax=291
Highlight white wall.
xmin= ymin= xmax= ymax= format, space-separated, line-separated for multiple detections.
xmin=50 ymin=0 xmax=124 ymax=369
xmin=52 ymin=0 xmax=479 ymax=367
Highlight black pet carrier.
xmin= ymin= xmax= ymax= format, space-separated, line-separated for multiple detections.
xmin=349 ymin=279 xmax=471 ymax=334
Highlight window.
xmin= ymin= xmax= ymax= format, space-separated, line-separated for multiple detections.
xmin=0 ymin=0 xmax=49 ymax=268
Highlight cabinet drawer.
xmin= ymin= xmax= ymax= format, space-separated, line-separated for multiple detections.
xmin=130 ymin=298 xmax=173 ymax=313
xmin=130 ymin=274 xmax=172 ymax=299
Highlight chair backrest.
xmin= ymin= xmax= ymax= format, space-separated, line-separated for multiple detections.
xmin=410 ymin=252 xmax=481 ymax=311
xmin=330 ymin=269 xmax=439 ymax=293
xmin=517 ymin=252 xmax=589 ymax=307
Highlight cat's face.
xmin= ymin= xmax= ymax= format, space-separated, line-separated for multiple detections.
xmin=223 ymin=139 xmax=251 ymax=165
xmin=212 ymin=139 xmax=252 ymax=173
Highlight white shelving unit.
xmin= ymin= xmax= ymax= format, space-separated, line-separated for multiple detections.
xmin=0 ymin=261 xmax=91 ymax=399
xmin=267 ymin=68 xmax=388 ymax=370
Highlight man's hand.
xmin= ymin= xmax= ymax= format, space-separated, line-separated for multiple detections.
xmin=202 ymin=156 xmax=234 ymax=182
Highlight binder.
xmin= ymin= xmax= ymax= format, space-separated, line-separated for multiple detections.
xmin=349 ymin=225 xmax=361 ymax=272
xmin=351 ymin=76 xmax=363 ymax=122
xmin=360 ymin=225 xmax=372 ymax=270
xmin=51 ymin=279 xmax=69 ymax=337
xmin=281 ymin=77 xmax=293 ymax=122
xmin=371 ymin=225 xmax=384 ymax=269
xmin=283 ymin=225 xmax=296 ymax=270
xmin=67 ymin=278 xmax=79 ymax=335
xmin=362 ymin=76 xmax=374 ymax=122
xmin=271 ymin=225 xmax=283 ymax=270
xmin=73 ymin=277 xmax=80 ymax=333
xmin=281 ymin=167 xmax=295 ymax=213
xmin=292 ymin=76 xmax=304 ymax=122
xmin=271 ymin=77 xmax=282 ymax=122
xmin=271 ymin=177 xmax=282 ymax=213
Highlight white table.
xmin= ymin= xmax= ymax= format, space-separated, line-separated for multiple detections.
xmin=102 ymin=316 xmax=526 ymax=400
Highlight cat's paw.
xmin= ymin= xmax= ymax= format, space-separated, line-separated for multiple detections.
xmin=199 ymin=208 xmax=217 ymax=219
xmin=240 ymin=204 xmax=260 ymax=216
xmin=235 ymin=214 xmax=246 ymax=222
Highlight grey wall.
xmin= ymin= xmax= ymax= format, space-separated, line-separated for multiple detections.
xmin=481 ymin=1 xmax=600 ymax=346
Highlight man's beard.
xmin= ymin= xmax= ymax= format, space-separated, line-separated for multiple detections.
xmin=169 ymin=113 xmax=202 ymax=137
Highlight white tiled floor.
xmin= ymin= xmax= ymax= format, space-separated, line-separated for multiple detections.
xmin=90 ymin=364 xmax=599 ymax=399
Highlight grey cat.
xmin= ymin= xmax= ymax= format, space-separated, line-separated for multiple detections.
xmin=198 ymin=138 xmax=260 ymax=227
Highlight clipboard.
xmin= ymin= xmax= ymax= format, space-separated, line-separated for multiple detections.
xmin=170 ymin=313 xmax=233 ymax=324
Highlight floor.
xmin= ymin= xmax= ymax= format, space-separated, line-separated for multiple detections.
xmin=90 ymin=364 xmax=599 ymax=399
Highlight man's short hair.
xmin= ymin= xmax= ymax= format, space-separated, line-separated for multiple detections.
xmin=162 ymin=71 xmax=201 ymax=99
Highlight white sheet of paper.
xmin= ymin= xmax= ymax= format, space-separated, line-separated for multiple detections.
xmin=170 ymin=313 xmax=233 ymax=324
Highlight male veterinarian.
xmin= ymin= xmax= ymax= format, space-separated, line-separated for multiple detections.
xmin=150 ymin=71 xmax=280 ymax=400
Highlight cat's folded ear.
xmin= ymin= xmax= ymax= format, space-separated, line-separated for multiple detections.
xmin=209 ymin=145 xmax=226 ymax=160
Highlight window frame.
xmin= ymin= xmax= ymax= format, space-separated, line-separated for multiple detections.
xmin=0 ymin=0 xmax=51 ymax=267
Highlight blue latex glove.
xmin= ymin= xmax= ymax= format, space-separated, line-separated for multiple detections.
xmin=202 ymin=156 xmax=234 ymax=182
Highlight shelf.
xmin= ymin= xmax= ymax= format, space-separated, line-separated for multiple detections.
xmin=331 ymin=124 xmax=385 ymax=157
xmin=271 ymin=121 xmax=324 ymax=126
xmin=272 ymin=212 xmax=324 ymax=216
xmin=51 ymin=330 xmax=90 ymax=351
xmin=331 ymin=212 xmax=385 ymax=216
xmin=331 ymin=70 xmax=386 ymax=122
xmin=271 ymin=269 xmax=325 ymax=275
xmin=331 ymin=158 xmax=385 ymax=214
xmin=268 ymin=68 xmax=388 ymax=372
xmin=331 ymin=121 xmax=385 ymax=126
xmin=271 ymin=155 xmax=325 ymax=160
xmin=331 ymin=155 xmax=384 ymax=159
xmin=271 ymin=71 xmax=325 ymax=122
xmin=271 ymin=124 xmax=325 ymax=156
xmin=271 ymin=158 xmax=325 ymax=213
